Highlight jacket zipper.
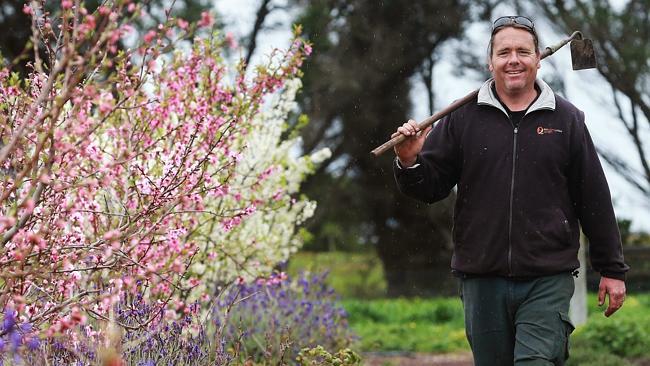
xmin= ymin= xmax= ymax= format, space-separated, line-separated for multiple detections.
xmin=508 ymin=123 xmax=519 ymax=276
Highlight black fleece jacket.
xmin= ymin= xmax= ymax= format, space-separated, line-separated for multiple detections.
xmin=394 ymin=79 xmax=629 ymax=280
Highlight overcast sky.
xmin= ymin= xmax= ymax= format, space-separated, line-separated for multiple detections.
xmin=213 ymin=0 xmax=650 ymax=232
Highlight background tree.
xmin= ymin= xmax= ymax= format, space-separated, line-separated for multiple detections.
xmin=523 ymin=0 xmax=650 ymax=202
xmin=0 ymin=0 xmax=215 ymax=74
xmin=0 ymin=0 xmax=35 ymax=74
xmin=289 ymin=0 xmax=472 ymax=296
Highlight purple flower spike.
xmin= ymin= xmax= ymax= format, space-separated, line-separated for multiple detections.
xmin=10 ymin=329 xmax=21 ymax=349
xmin=212 ymin=271 xmax=354 ymax=362
xmin=2 ymin=309 xmax=16 ymax=332
xmin=26 ymin=336 xmax=40 ymax=350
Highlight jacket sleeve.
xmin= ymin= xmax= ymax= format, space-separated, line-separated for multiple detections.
xmin=568 ymin=112 xmax=629 ymax=281
xmin=393 ymin=114 xmax=461 ymax=204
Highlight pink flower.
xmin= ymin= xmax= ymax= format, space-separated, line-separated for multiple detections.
xmin=244 ymin=204 xmax=257 ymax=216
xmin=13 ymin=251 xmax=24 ymax=261
xmin=98 ymin=6 xmax=110 ymax=16
xmin=272 ymin=188 xmax=284 ymax=201
xmin=84 ymin=14 xmax=96 ymax=30
xmin=144 ymin=30 xmax=156 ymax=44
xmin=0 ymin=216 xmax=16 ymax=231
xmin=99 ymin=100 xmax=112 ymax=114
xmin=225 ymin=32 xmax=238 ymax=49
xmin=171 ymin=259 xmax=183 ymax=273
xmin=304 ymin=43 xmax=313 ymax=56
xmin=189 ymin=278 xmax=200 ymax=287
xmin=61 ymin=0 xmax=73 ymax=9
xmin=22 ymin=4 xmax=32 ymax=15
xmin=177 ymin=18 xmax=189 ymax=30
xmin=21 ymin=199 xmax=35 ymax=215
xmin=199 ymin=11 xmax=213 ymax=28
xmin=39 ymin=173 xmax=51 ymax=184
xmin=103 ymin=230 xmax=120 ymax=240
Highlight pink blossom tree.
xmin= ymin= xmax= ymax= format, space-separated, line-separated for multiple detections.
xmin=0 ymin=0 xmax=319 ymax=338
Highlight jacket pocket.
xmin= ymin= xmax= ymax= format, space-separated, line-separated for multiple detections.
xmin=524 ymin=208 xmax=573 ymax=252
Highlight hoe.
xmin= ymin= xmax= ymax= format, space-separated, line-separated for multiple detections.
xmin=370 ymin=31 xmax=597 ymax=156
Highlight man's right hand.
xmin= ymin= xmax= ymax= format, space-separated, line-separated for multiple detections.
xmin=392 ymin=119 xmax=431 ymax=167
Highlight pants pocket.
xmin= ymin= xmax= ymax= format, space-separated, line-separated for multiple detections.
xmin=558 ymin=312 xmax=575 ymax=365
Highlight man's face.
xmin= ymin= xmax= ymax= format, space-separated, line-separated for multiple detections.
xmin=489 ymin=27 xmax=540 ymax=95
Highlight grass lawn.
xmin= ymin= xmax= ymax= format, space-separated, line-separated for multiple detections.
xmin=342 ymin=293 xmax=650 ymax=365
xmin=342 ymin=297 xmax=468 ymax=353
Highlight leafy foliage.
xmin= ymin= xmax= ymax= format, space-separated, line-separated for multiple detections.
xmin=297 ymin=345 xmax=362 ymax=366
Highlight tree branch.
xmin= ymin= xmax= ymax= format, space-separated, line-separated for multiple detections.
xmin=244 ymin=0 xmax=273 ymax=70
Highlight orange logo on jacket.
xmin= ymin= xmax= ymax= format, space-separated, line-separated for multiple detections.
xmin=537 ymin=126 xmax=563 ymax=135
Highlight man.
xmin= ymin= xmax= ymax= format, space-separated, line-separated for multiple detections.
xmin=392 ymin=16 xmax=629 ymax=365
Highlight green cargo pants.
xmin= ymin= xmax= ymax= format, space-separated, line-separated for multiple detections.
xmin=459 ymin=273 xmax=575 ymax=366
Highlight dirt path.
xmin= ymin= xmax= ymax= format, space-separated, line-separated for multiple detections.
xmin=363 ymin=354 xmax=650 ymax=366
xmin=363 ymin=352 xmax=473 ymax=366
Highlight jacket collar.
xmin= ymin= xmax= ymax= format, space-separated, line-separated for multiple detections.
xmin=477 ymin=78 xmax=555 ymax=116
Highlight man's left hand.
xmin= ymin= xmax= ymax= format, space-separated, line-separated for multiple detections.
xmin=598 ymin=276 xmax=626 ymax=317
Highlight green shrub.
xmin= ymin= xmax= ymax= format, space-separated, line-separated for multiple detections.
xmin=567 ymin=337 xmax=633 ymax=366
xmin=296 ymin=346 xmax=362 ymax=366
xmin=575 ymin=316 xmax=649 ymax=357
xmin=566 ymin=348 xmax=632 ymax=366
xmin=433 ymin=300 xmax=463 ymax=323
xmin=563 ymin=293 xmax=650 ymax=365
xmin=570 ymin=293 xmax=650 ymax=359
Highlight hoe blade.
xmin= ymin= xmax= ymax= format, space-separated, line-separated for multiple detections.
xmin=570 ymin=38 xmax=597 ymax=70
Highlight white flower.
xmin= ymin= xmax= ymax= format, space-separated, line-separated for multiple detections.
xmin=310 ymin=147 xmax=332 ymax=164
xmin=189 ymin=78 xmax=324 ymax=284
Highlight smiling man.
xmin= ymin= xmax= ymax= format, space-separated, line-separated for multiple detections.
xmin=391 ymin=16 xmax=628 ymax=365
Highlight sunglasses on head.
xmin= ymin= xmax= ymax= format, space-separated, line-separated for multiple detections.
xmin=491 ymin=16 xmax=535 ymax=33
